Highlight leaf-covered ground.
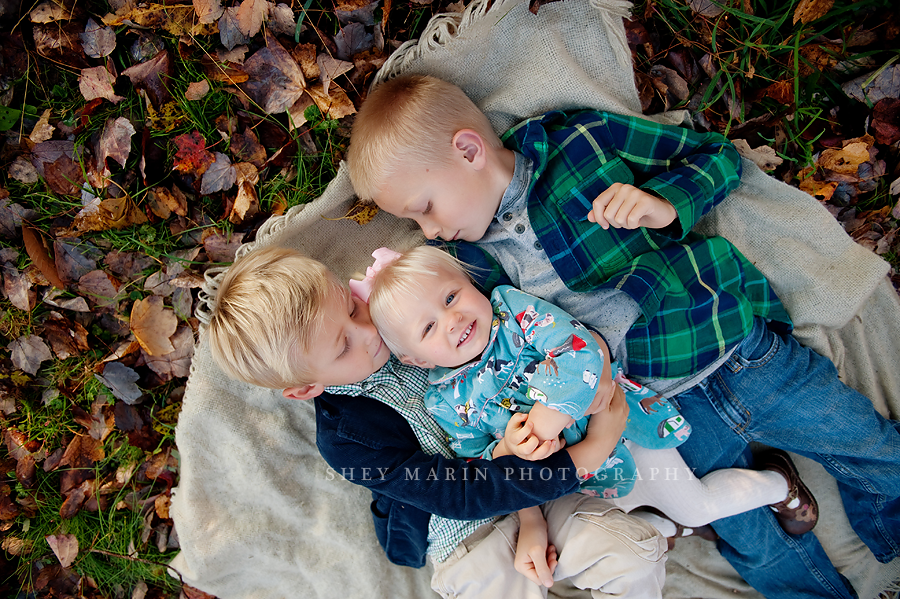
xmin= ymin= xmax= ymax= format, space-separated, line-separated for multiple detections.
xmin=0 ymin=0 xmax=898 ymax=596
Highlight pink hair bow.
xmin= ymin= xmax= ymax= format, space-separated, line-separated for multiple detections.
xmin=348 ymin=247 xmax=402 ymax=302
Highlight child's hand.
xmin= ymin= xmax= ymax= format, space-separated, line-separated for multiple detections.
xmin=587 ymin=183 xmax=677 ymax=230
xmin=514 ymin=508 xmax=557 ymax=588
xmin=494 ymin=413 xmax=565 ymax=460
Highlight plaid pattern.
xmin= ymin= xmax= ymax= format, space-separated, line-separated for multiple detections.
xmin=459 ymin=109 xmax=793 ymax=379
xmin=326 ymin=357 xmax=490 ymax=562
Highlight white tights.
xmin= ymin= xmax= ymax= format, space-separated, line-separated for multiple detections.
xmin=608 ymin=441 xmax=789 ymax=528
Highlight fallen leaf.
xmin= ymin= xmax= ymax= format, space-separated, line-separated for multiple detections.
xmin=334 ymin=22 xmax=373 ymax=61
xmin=173 ymin=131 xmax=216 ymax=177
xmin=130 ymin=296 xmax=177 ymax=356
xmin=71 ymin=197 xmax=148 ymax=233
xmin=76 ymin=269 xmax=123 ymax=308
xmin=268 ymin=2 xmax=297 ymax=36
xmin=798 ymin=171 xmax=838 ymax=201
xmin=3 ymin=265 xmax=35 ymax=311
xmin=95 ymin=362 xmax=143 ymax=404
xmin=33 ymin=23 xmax=88 ymax=68
xmin=144 ymin=325 xmax=194 ymax=380
xmin=79 ymin=65 xmax=124 ymax=104
xmin=218 ymin=6 xmax=250 ymax=51
xmin=42 ymin=313 xmax=91 ymax=360
xmin=872 ymin=98 xmax=900 ymax=146
xmin=44 ymin=156 xmax=83 ymax=196
xmin=793 ymin=0 xmax=835 ymax=24
xmin=122 ymin=50 xmax=173 ymax=110
xmin=22 ymin=225 xmax=65 ymax=289
xmin=147 ymin=187 xmax=188 ymax=219
xmin=9 ymin=157 xmax=40 ymax=184
xmin=229 ymin=162 xmax=259 ymax=223
xmin=229 ymin=128 xmax=267 ymax=167
xmin=9 ymin=335 xmax=53 ymax=375
xmin=42 ymin=289 xmax=90 ymax=312
xmin=202 ymin=229 xmax=242 ymax=263
xmin=733 ymin=139 xmax=784 ymax=171
xmin=322 ymin=199 xmax=379 ymax=225
xmin=236 ymin=0 xmax=268 ymax=37
xmin=97 ymin=116 xmax=136 ymax=175
xmin=194 ymin=0 xmax=224 ymax=23
xmin=30 ymin=1 xmax=77 ymax=22
xmin=59 ymin=479 xmax=92 ymax=519
xmin=54 ymin=238 xmax=102 ymax=284
xmin=240 ymin=32 xmax=307 ymax=114
xmin=819 ymin=141 xmax=871 ymax=175
xmin=200 ymin=152 xmax=237 ymax=194
xmin=317 ymin=54 xmax=354 ymax=95
xmin=842 ymin=65 xmax=900 ymax=106
xmin=81 ymin=17 xmax=116 ymax=58
xmin=29 ymin=109 xmax=55 ymax=143
xmin=306 ymin=82 xmax=356 ymax=120
xmin=45 ymin=534 xmax=79 ymax=568
xmin=185 ymin=80 xmax=211 ymax=101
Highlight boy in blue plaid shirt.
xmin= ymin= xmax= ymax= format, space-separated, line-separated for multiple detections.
xmin=347 ymin=74 xmax=900 ymax=599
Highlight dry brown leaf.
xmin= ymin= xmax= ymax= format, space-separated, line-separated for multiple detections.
xmin=732 ymin=139 xmax=784 ymax=171
xmin=79 ymin=65 xmax=124 ymax=104
xmin=194 ymin=0 xmax=224 ymax=23
xmin=22 ymin=224 xmax=65 ymax=289
xmin=29 ymin=109 xmax=55 ymax=144
xmin=240 ymin=31 xmax=306 ymax=114
xmin=236 ymin=0 xmax=268 ymax=36
xmin=9 ymin=335 xmax=53 ymax=375
xmin=30 ymin=1 xmax=76 ymax=22
xmin=793 ymin=0 xmax=834 ymax=24
xmin=229 ymin=128 xmax=267 ymax=167
xmin=819 ymin=141 xmax=871 ymax=175
xmin=317 ymin=54 xmax=354 ymax=95
xmin=306 ymin=82 xmax=356 ymax=120
xmin=121 ymin=50 xmax=173 ymax=109
xmin=147 ymin=187 xmax=188 ymax=219
xmin=202 ymin=229 xmax=242 ymax=263
xmin=229 ymin=163 xmax=260 ymax=223
xmin=130 ymin=296 xmax=178 ymax=356
xmin=71 ymin=197 xmax=148 ymax=233
xmin=200 ymin=152 xmax=237 ymax=195
xmin=798 ymin=171 xmax=838 ymax=201
xmin=81 ymin=17 xmax=116 ymax=58
xmin=185 ymin=80 xmax=211 ymax=101
xmin=143 ymin=325 xmax=194 ymax=379
xmin=97 ymin=116 xmax=136 ymax=176
xmin=45 ymin=534 xmax=79 ymax=568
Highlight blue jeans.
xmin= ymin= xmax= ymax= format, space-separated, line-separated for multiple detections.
xmin=671 ymin=317 xmax=900 ymax=599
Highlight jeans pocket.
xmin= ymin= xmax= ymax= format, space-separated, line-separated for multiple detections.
xmin=728 ymin=326 xmax=781 ymax=371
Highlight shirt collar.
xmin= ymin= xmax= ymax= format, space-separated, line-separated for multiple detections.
xmin=494 ymin=151 xmax=533 ymax=219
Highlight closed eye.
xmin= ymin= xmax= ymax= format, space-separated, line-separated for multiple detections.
xmin=422 ymin=201 xmax=432 ymax=215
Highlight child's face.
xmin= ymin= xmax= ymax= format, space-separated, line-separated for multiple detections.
xmin=395 ymin=267 xmax=494 ymax=369
xmin=374 ymin=159 xmax=501 ymax=243
xmin=303 ymin=285 xmax=391 ymax=386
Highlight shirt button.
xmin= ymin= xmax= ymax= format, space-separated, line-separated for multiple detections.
xmin=515 ymin=224 xmax=525 ymax=234
xmin=503 ymin=212 xmax=513 ymax=221
xmin=534 ymin=241 xmax=542 ymax=250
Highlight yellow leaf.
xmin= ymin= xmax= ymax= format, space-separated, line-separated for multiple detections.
xmin=322 ymin=200 xmax=379 ymax=225
xmin=793 ymin=0 xmax=835 ymax=24
xmin=131 ymin=296 xmax=178 ymax=356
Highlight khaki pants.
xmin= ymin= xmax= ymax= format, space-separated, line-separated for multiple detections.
xmin=431 ymin=494 xmax=667 ymax=599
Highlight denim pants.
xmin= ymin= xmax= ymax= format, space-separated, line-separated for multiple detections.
xmin=671 ymin=317 xmax=900 ymax=599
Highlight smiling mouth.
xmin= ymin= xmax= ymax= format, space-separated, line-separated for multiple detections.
xmin=458 ymin=322 xmax=474 ymax=347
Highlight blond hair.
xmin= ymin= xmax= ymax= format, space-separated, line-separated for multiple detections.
xmin=207 ymin=246 xmax=340 ymax=388
xmin=347 ymin=74 xmax=503 ymax=201
xmin=369 ymin=245 xmax=470 ymax=357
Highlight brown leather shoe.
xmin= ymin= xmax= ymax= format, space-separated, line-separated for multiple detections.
xmin=757 ymin=449 xmax=818 ymax=536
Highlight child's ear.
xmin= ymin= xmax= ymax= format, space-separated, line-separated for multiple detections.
xmin=282 ymin=383 xmax=325 ymax=401
xmin=399 ymin=355 xmax=436 ymax=369
xmin=452 ymin=129 xmax=487 ymax=169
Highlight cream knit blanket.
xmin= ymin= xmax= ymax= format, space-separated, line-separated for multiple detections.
xmin=169 ymin=0 xmax=900 ymax=596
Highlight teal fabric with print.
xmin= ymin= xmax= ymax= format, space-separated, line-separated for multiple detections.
xmin=425 ymin=285 xmax=691 ymax=498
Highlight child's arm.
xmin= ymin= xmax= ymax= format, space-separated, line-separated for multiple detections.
xmin=586 ymin=111 xmax=742 ymax=237
xmin=514 ymin=506 xmax=557 ymax=588
xmin=498 ymin=382 xmax=629 ymax=473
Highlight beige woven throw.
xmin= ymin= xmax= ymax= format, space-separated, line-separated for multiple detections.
xmin=169 ymin=0 xmax=900 ymax=596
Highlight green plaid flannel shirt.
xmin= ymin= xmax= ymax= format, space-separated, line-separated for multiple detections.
xmin=456 ymin=110 xmax=791 ymax=379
